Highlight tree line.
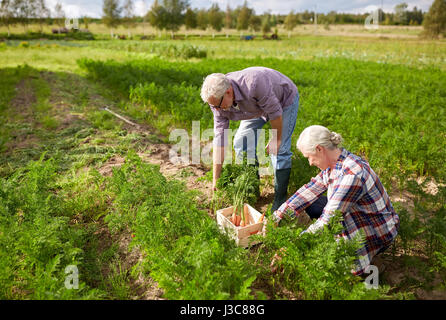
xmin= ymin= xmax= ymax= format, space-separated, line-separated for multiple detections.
xmin=1 ymin=0 xmax=445 ymax=38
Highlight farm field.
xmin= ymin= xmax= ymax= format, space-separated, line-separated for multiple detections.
xmin=0 ymin=25 xmax=445 ymax=300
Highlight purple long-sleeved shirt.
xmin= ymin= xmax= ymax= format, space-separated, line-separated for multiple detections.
xmin=211 ymin=67 xmax=298 ymax=147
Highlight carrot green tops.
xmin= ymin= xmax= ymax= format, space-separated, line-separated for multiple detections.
xmin=273 ymin=148 xmax=400 ymax=275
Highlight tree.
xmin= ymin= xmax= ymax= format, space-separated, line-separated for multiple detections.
xmin=148 ymin=0 xmax=166 ymax=36
xmin=82 ymin=16 xmax=90 ymax=29
xmin=326 ymin=10 xmax=337 ymax=24
xmin=299 ymin=10 xmax=312 ymax=23
xmin=102 ymin=0 xmax=121 ymax=38
xmin=35 ymin=0 xmax=50 ymax=33
xmin=284 ymin=10 xmax=297 ymax=38
xmin=423 ymin=0 xmax=446 ymax=38
xmin=208 ymin=3 xmax=223 ymax=36
xmin=122 ymin=0 xmax=135 ymax=38
xmin=224 ymin=4 xmax=232 ymax=29
xmin=271 ymin=14 xmax=278 ymax=26
xmin=0 ymin=0 xmax=14 ymax=36
xmin=54 ymin=1 xmax=65 ymax=31
xmin=407 ymin=6 xmax=423 ymax=25
xmin=236 ymin=1 xmax=251 ymax=31
xmin=394 ymin=2 xmax=408 ymax=25
xmin=377 ymin=8 xmax=385 ymax=24
xmin=13 ymin=0 xmax=37 ymax=33
xmin=261 ymin=14 xmax=271 ymax=35
xmin=249 ymin=14 xmax=261 ymax=32
xmin=162 ymin=0 xmax=188 ymax=38
xmin=196 ymin=8 xmax=207 ymax=31
xmin=184 ymin=7 xmax=196 ymax=30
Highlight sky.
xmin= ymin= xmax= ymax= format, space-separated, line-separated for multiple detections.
xmin=46 ymin=0 xmax=434 ymax=18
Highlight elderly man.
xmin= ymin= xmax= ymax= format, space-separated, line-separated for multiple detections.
xmin=200 ymin=67 xmax=299 ymax=213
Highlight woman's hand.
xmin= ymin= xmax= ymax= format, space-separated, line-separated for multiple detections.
xmin=271 ymin=210 xmax=282 ymax=227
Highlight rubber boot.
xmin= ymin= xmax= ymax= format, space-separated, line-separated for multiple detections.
xmin=271 ymin=168 xmax=291 ymax=214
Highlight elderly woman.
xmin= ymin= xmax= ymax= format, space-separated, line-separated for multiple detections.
xmin=272 ymin=125 xmax=400 ymax=276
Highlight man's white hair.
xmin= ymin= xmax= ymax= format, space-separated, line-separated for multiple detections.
xmin=297 ymin=125 xmax=343 ymax=153
xmin=200 ymin=73 xmax=231 ymax=103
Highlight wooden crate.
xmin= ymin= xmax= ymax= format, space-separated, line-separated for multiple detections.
xmin=216 ymin=203 xmax=267 ymax=248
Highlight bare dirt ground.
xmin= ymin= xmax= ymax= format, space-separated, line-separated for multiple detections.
xmin=6 ymin=78 xmax=38 ymax=152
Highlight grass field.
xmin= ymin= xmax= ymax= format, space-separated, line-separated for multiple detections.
xmin=1 ymin=24 xmax=445 ymax=300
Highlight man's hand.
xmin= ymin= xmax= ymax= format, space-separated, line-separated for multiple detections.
xmin=268 ymin=116 xmax=283 ymax=155
xmin=266 ymin=138 xmax=281 ymax=155
xmin=212 ymin=146 xmax=224 ymax=197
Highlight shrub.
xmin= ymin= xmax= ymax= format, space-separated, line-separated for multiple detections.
xmin=19 ymin=41 xmax=29 ymax=48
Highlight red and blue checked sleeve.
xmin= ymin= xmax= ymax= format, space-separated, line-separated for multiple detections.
xmin=306 ymin=173 xmax=363 ymax=234
xmin=272 ymin=171 xmax=328 ymax=224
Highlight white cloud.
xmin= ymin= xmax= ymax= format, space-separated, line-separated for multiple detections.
xmin=134 ymin=0 xmax=148 ymax=16
xmin=45 ymin=0 xmax=434 ymax=18
xmin=46 ymin=0 xmax=103 ymax=18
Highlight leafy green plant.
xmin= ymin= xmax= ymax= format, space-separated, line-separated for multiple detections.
xmin=106 ymin=151 xmax=259 ymax=299
xmin=40 ymin=115 xmax=59 ymax=130
xmin=216 ymin=162 xmax=260 ymax=208
xmin=259 ymin=211 xmax=390 ymax=299
xmin=19 ymin=41 xmax=30 ymax=48
xmin=0 ymin=153 xmax=105 ymax=299
xmin=87 ymin=110 xmax=120 ymax=130
xmin=106 ymin=260 xmax=132 ymax=300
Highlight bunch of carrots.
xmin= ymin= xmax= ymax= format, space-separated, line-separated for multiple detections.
xmin=231 ymin=205 xmax=266 ymax=227
xmin=231 ymin=173 xmax=265 ymax=227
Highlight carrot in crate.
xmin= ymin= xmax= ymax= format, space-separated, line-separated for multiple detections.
xmin=232 ymin=173 xmax=253 ymax=227
xmin=216 ymin=204 xmax=265 ymax=247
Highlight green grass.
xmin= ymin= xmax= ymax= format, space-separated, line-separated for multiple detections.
xmin=1 ymin=35 xmax=445 ymax=72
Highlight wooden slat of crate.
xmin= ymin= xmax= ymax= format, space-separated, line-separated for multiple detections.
xmin=216 ymin=204 xmax=266 ymax=248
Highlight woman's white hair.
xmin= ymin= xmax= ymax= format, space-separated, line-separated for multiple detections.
xmin=297 ymin=125 xmax=343 ymax=153
xmin=200 ymin=73 xmax=231 ymax=103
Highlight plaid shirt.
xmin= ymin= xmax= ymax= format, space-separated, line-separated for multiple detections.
xmin=272 ymin=148 xmax=400 ymax=275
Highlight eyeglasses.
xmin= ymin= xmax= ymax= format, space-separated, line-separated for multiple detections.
xmin=209 ymin=95 xmax=224 ymax=109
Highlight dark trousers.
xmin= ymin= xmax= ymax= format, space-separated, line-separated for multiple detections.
xmin=305 ymin=196 xmax=328 ymax=220
xmin=305 ymin=197 xmax=391 ymax=257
